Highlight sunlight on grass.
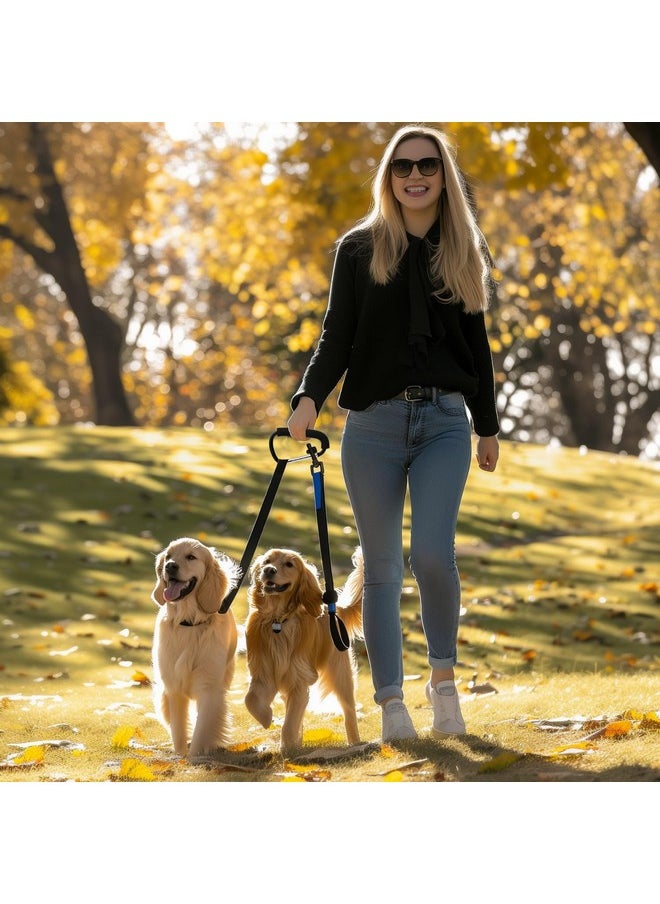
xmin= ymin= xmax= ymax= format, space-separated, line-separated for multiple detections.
xmin=0 ymin=426 xmax=658 ymax=782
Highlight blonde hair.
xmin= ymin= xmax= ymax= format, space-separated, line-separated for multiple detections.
xmin=346 ymin=125 xmax=491 ymax=312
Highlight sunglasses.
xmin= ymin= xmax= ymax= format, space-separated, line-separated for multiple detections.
xmin=389 ymin=156 xmax=442 ymax=178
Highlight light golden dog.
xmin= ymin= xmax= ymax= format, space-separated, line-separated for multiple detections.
xmin=151 ymin=537 xmax=239 ymax=758
xmin=245 ymin=547 xmax=363 ymax=754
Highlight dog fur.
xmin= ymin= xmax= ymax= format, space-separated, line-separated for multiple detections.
xmin=151 ymin=537 xmax=239 ymax=758
xmin=245 ymin=546 xmax=363 ymax=754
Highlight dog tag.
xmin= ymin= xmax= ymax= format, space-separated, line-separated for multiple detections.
xmin=272 ymin=620 xmax=282 ymax=633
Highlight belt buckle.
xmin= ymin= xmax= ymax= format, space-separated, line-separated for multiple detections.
xmin=404 ymin=385 xmax=424 ymax=401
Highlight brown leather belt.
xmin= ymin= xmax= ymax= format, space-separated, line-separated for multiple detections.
xmin=393 ymin=386 xmax=444 ymax=402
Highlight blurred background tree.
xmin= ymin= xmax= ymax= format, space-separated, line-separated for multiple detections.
xmin=0 ymin=121 xmax=657 ymax=456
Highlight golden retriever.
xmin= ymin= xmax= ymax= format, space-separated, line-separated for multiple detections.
xmin=151 ymin=537 xmax=239 ymax=758
xmin=245 ymin=547 xmax=363 ymax=754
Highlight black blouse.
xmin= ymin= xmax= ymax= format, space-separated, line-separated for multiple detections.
xmin=292 ymin=223 xmax=500 ymax=437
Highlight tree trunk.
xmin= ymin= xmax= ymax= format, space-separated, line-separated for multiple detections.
xmin=624 ymin=123 xmax=660 ymax=178
xmin=28 ymin=123 xmax=136 ymax=426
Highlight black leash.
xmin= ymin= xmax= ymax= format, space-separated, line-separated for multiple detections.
xmin=218 ymin=428 xmax=350 ymax=652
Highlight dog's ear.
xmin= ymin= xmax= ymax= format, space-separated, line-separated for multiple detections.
xmin=294 ymin=558 xmax=324 ymax=619
xmin=197 ymin=550 xmax=239 ymax=614
xmin=249 ymin=555 xmax=263 ymax=584
xmin=151 ymin=551 xmax=167 ymax=606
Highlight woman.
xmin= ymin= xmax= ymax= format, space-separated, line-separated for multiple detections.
xmin=287 ymin=124 xmax=500 ymax=742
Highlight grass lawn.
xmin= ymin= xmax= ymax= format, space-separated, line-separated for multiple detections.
xmin=1 ymin=425 xmax=658 ymax=784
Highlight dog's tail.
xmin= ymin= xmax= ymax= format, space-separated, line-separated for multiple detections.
xmin=337 ymin=546 xmax=364 ymax=638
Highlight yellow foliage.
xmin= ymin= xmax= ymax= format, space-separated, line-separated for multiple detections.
xmin=14 ymin=304 xmax=35 ymax=330
xmin=119 ymin=758 xmax=156 ymax=781
xmin=112 ymin=725 xmax=138 ymax=748
xmin=478 ymin=751 xmax=522 ymax=773
xmin=13 ymin=745 xmax=45 ymax=765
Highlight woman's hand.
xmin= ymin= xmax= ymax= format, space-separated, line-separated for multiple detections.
xmin=287 ymin=396 xmax=318 ymax=441
xmin=476 ymin=435 xmax=499 ymax=472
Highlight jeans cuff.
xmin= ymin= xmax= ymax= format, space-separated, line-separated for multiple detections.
xmin=373 ymin=685 xmax=403 ymax=705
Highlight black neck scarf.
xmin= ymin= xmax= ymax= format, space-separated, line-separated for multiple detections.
xmin=406 ymin=217 xmax=443 ymax=365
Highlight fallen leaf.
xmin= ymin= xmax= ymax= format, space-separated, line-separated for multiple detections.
xmin=548 ymin=742 xmax=596 ymax=756
xmin=112 ymin=725 xmax=138 ymax=748
xmin=48 ymin=646 xmax=79 ymax=657
xmin=638 ymin=712 xmax=660 ymax=730
xmin=290 ymin=742 xmax=379 ymax=764
xmin=600 ymin=720 xmax=633 ymax=738
xmin=118 ymin=758 xmax=156 ymax=781
xmin=302 ymin=727 xmax=345 ymax=745
xmin=368 ymin=758 xmax=429 ymax=776
xmin=469 ymin=682 xmax=499 ymax=696
xmin=13 ymin=745 xmax=45 ymax=765
xmin=478 ymin=752 xmax=522 ymax=773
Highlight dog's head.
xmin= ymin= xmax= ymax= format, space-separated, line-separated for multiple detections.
xmin=152 ymin=537 xmax=239 ymax=614
xmin=249 ymin=548 xmax=323 ymax=619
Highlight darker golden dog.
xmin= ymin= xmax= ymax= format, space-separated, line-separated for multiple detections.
xmin=245 ymin=547 xmax=363 ymax=754
xmin=151 ymin=537 xmax=239 ymax=758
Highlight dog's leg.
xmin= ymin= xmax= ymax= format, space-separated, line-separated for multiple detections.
xmin=189 ymin=690 xmax=227 ymax=757
xmin=325 ymin=658 xmax=361 ymax=746
xmin=167 ymin=692 xmax=191 ymax=756
xmin=245 ymin=678 xmax=277 ymax=729
xmin=280 ymin=686 xmax=310 ymax=754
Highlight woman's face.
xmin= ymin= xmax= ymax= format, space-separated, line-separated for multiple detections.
xmin=390 ymin=136 xmax=444 ymax=218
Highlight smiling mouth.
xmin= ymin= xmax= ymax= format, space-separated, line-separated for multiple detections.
xmin=405 ymin=185 xmax=428 ymax=194
xmin=163 ymin=576 xmax=197 ymax=602
xmin=262 ymin=581 xmax=291 ymax=594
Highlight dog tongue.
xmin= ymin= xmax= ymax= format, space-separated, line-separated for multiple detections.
xmin=164 ymin=581 xmax=187 ymax=602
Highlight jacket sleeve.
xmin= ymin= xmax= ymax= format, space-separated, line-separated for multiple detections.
xmin=291 ymin=238 xmax=359 ymax=413
xmin=460 ymin=310 xmax=500 ymax=437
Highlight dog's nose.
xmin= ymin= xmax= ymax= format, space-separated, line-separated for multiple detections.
xmin=165 ymin=559 xmax=178 ymax=576
xmin=262 ymin=565 xmax=277 ymax=578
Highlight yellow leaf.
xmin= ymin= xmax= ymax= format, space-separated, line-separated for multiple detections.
xmin=384 ymin=770 xmax=404 ymax=782
xmin=302 ymin=728 xmax=344 ymax=745
xmin=227 ymin=741 xmax=255 ymax=752
xmin=112 ymin=725 xmax=137 ymax=748
xmin=281 ymin=776 xmax=306 ymax=782
xmin=549 ymin=742 xmax=596 ymax=756
xmin=478 ymin=752 xmax=522 ymax=773
xmin=131 ymin=670 xmax=150 ymax=685
xmin=119 ymin=758 xmax=156 ymax=781
xmin=14 ymin=745 xmax=45 ymax=765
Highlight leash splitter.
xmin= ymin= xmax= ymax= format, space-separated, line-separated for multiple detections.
xmin=219 ymin=428 xmax=350 ymax=652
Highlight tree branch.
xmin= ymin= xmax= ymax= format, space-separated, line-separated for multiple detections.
xmin=0 ymin=185 xmax=30 ymax=202
xmin=624 ymin=122 xmax=660 ymax=178
xmin=0 ymin=222 xmax=54 ymax=272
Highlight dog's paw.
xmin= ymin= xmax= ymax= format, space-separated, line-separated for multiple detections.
xmin=245 ymin=691 xmax=273 ymax=729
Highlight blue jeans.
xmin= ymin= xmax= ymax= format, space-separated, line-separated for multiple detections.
xmin=340 ymin=393 xmax=472 ymax=704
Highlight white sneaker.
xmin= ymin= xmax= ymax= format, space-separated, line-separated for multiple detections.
xmin=426 ymin=680 xmax=466 ymax=737
xmin=381 ymin=699 xmax=418 ymax=742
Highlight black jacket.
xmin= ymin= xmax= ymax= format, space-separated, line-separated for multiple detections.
xmin=292 ymin=226 xmax=500 ymax=437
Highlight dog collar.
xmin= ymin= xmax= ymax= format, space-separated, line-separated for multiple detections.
xmin=272 ymin=617 xmax=288 ymax=634
xmin=179 ymin=618 xmax=210 ymax=627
